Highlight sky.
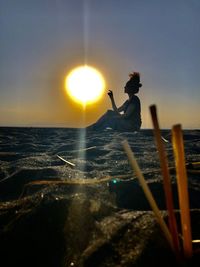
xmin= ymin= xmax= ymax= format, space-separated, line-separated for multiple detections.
xmin=0 ymin=0 xmax=200 ymax=129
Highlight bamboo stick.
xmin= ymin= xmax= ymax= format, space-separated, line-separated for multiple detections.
xmin=150 ymin=105 xmax=180 ymax=256
xmin=57 ymin=155 xmax=75 ymax=167
xmin=122 ymin=140 xmax=173 ymax=250
xmin=172 ymin=124 xmax=193 ymax=258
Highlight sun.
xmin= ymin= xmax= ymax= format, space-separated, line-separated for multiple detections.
xmin=65 ymin=65 xmax=105 ymax=106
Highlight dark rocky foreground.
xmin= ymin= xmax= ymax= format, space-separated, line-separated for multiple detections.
xmin=0 ymin=127 xmax=200 ymax=266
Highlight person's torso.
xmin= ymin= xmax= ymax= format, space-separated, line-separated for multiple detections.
xmin=123 ymin=95 xmax=141 ymax=129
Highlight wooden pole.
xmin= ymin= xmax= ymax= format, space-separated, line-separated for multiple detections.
xmin=172 ymin=124 xmax=193 ymax=258
xmin=122 ymin=140 xmax=173 ymax=250
xmin=150 ymin=105 xmax=180 ymax=256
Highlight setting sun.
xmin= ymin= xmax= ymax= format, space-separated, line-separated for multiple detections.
xmin=65 ymin=65 xmax=105 ymax=106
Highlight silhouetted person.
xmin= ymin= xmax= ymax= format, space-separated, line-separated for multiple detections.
xmin=87 ymin=72 xmax=142 ymax=131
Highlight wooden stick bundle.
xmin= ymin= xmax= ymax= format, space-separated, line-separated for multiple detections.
xmin=172 ymin=124 xmax=193 ymax=258
xmin=150 ymin=105 xmax=180 ymax=256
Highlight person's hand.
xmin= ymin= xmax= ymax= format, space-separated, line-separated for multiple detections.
xmin=108 ymin=90 xmax=113 ymax=99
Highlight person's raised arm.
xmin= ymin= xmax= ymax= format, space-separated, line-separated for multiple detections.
xmin=107 ymin=90 xmax=120 ymax=115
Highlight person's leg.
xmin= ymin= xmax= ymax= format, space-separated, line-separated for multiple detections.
xmin=86 ymin=110 xmax=116 ymax=130
xmin=107 ymin=117 xmax=135 ymax=131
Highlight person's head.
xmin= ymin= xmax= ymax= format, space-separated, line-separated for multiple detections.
xmin=124 ymin=72 xmax=142 ymax=95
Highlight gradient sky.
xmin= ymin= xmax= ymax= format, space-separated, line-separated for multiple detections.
xmin=0 ymin=0 xmax=200 ymax=129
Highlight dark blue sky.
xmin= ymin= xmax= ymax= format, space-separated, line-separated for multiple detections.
xmin=0 ymin=0 xmax=200 ymax=128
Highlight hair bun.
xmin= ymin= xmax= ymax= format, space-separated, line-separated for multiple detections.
xmin=129 ymin=72 xmax=141 ymax=82
xmin=129 ymin=71 xmax=140 ymax=77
